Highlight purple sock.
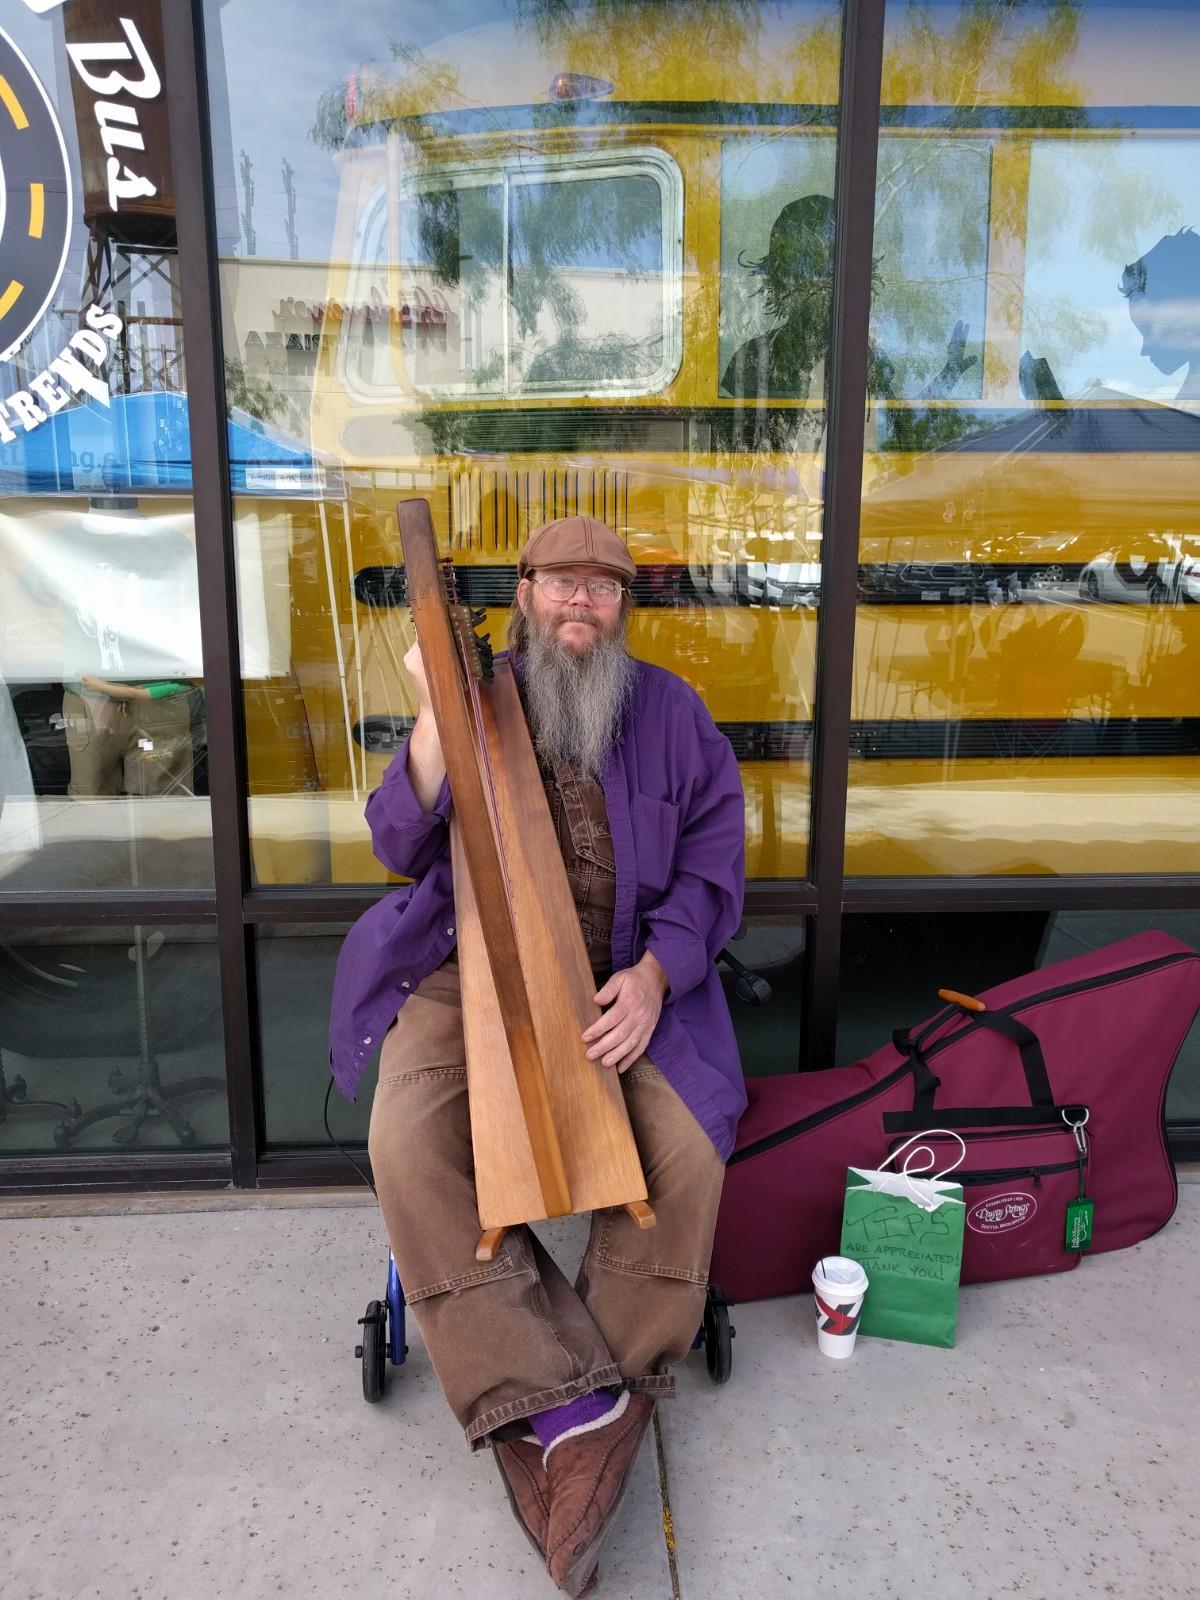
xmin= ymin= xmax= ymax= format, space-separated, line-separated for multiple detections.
xmin=529 ymin=1387 xmax=626 ymax=1459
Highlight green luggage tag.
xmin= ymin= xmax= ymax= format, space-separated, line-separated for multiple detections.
xmin=1064 ymin=1112 xmax=1094 ymax=1253
xmin=1065 ymin=1197 xmax=1094 ymax=1251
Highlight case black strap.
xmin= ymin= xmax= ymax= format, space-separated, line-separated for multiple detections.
xmin=902 ymin=1008 xmax=1055 ymax=1113
xmin=892 ymin=1028 xmax=941 ymax=1104
xmin=968 ymin=1011 xmax=1056 ymax=1107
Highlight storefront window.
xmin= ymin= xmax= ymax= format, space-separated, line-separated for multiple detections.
xmin=849 ymin=0 xmax=1200 ymax=877
xmin=723 ymin=917 xmax=806 ymax=1078
xmin=258 ymin=921 xmax=376 ymax=1146
xmin=0 ymin=3 xmax=212 ymax=891
xmin=0 ymin=924 xmax=227 ymax=1155
xmin=206 ymin=0 xmax=845 ymax=888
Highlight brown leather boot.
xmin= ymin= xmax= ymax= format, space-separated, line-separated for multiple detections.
xmin=494 ymin=1438 xmax=600 ymax=1591
xmin=544 ymin=1394 xmax=654 ymax=1594
xmin=494 ymin=1438 xmax=550 ymax=1556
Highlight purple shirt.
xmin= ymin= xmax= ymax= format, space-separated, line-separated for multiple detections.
xmin=328 ymin=657 xmax=747 ymax=1158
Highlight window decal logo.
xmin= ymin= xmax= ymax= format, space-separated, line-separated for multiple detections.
xmin=0 ymin=26 xmax=72 ymax=361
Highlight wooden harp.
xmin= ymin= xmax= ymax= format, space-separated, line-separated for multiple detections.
xmin=396 ymin=499 xmax=654 ymax=1262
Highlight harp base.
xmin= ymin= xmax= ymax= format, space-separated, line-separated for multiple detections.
xmin=624 ymin=1201 xmax=657 ymax=1231
xmin=474 ymin=1199 xmax=656 ymax=1262
xmin=475 ymin=1227 xmax=509 ymax=1263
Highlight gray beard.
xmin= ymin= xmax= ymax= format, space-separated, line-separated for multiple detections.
xmin=522 ymin=611 xmax=636 ymax=781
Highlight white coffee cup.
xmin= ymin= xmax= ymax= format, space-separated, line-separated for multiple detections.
xmin=811 ymin=1256 xmax=870 ymax=1359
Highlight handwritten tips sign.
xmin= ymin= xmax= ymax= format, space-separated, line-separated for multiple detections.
xmin=839 ymin=1168 xmax=965 ymax=1348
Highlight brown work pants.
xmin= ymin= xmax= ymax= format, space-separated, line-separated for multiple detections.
xmin=367 ymin=962 xmax=726 ymax=1450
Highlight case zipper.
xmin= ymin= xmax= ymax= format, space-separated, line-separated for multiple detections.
xmin=899 ymin=1125 xmax=1071 ymax=1145
xmin=957 ymin=1160 xmax=1080 ymax=1188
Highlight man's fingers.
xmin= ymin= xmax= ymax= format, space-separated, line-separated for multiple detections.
xmin=615 ymin=1042 xmax=645 ymax=1073
xmin=583 ymin=1002 xmax=625 ymax=1044
xmin=588 ymin=1028 xmax=633 ymax=1062
xmin=600 ymin=1034 xmax=639 ymax=1067
xmin=583 ymin=968 xmax=661 ymax=1060
xmin=589 ymin=1018 xmax=639 ymax=1063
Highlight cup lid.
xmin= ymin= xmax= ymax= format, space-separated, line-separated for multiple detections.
xmin=814 ymin=1256 xmax=869 ymax=1288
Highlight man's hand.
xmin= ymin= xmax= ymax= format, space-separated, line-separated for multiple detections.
xmin=402 ymin=639 xmax=447 ymax=810
xmin=583 ymin=952 xmax=669 ymax=1073
xmin=403 ymin=639 xmax=432 ymax=711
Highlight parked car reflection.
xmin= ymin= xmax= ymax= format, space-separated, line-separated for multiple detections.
xmin=857 ymin=561 xmax=976 ymax=604
xmin=1078 ymin=552 xmax=1200 ymax=605
xmin=743 ymin=562 xmax=822 ymax=608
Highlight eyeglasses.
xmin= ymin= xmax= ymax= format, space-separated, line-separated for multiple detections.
xmin=529 ymin=574 xmax=627 ymax=605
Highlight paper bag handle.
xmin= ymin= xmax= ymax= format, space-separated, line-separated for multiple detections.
xmin=878 ymin=1130 xmax=967 ymax=1207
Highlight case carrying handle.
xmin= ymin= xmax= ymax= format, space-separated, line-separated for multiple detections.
xmin=901 ymin=1005 xmax=1055 ymax=1114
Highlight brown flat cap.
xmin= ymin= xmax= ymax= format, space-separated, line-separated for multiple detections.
xmin=518 ymin=515 xmax=636 ymax=582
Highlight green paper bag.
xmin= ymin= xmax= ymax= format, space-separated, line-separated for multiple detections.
xmin=838 ymin=1161 xmax=966 ymax=1349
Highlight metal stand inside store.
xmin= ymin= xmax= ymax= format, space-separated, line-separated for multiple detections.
xmin=53 ymin=740 xmax=225 ymax=1150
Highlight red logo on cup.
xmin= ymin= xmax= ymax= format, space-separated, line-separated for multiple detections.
xmin=814 ymin=1292 xmax=861 ymax=1335
xmin=967 ymin=1191 xmax=1037 ymax=1234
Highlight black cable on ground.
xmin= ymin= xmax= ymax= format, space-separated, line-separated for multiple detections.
xmin=322 ymin=1076 xmax=377 ymax=1199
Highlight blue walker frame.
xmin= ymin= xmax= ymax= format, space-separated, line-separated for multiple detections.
xmin=356 ymin=1250 xmax=735 ymax=1401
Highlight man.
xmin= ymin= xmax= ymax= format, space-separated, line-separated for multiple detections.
xmin=329 ymin=514 xmax=746 ymax=1594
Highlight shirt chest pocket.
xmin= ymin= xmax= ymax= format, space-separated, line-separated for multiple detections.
xmin=631 ymin=793 xmax=681 ymax=895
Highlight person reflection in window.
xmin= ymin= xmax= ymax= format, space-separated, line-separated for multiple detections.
xmin=720 ymin=194 xmax=976 ymax=448
xmin=1118 ymin=227 xmax=1200 ymax=408
xmin=17 ymin=499 xmax=201 ymax=800
xmin=63 ymin=677 xmax=197 ymax=800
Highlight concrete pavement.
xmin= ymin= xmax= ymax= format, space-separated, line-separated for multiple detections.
xmin=3 ymin=1182 xmax=1197 ymax=1600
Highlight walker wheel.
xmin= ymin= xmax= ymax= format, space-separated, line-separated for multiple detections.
xmin=703 ymin=1283 xmax=735 ymax=1384
xmin=357 ymin=1300 xmax=388 ymax=1403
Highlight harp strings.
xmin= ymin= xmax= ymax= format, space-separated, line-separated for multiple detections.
xmin=463 ymin=646 xmax=515 ymax=911
xmin=434 ymin=554 xmax=515 ymax=911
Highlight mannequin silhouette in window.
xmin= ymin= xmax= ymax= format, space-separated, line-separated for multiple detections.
xmin=1119 ymin=227 xmax=1200 ymax=407
xmin=1021 ymin=227 xmax=1200 ymax=408
xmin=719 ymin=194 xmax=976 ymax=449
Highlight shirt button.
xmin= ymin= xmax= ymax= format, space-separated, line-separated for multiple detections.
xmin=362 ymin=1036 xmax=372 ymax=1046
xmin=446 ymin=926 xmax=455 ymax=936
xmin=401 ymin=980 xmax=411 ymax=990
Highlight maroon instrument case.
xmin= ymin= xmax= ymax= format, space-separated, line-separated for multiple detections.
xmin=710 ymin=932 xmax=1200 ymax=1302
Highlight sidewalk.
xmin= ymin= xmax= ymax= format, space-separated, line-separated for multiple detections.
xmin=3 ymin=1181 xmax=1197 ymax=1600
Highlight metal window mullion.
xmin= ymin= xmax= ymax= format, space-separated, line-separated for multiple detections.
xmin=842 ymin=876 xmax=1200 ymax=914
xmin=502 ymin=173 xmax=511 ymax=394
xmin=801 ymin=0 xmax=887 ymax=1071
xmin=162 ymin=0 xmax=262 ymax=1187
xmin=0 ymin=891 xmax=217 ymax=926
xmin=242 ymin=888 xmax=388 ymax=923
xmin=0 ymin=1154 xmax=233 ymax=1196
